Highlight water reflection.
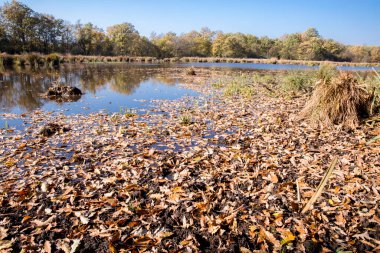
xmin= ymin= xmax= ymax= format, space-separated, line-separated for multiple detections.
xmin=0 ymin=64 xmax=185 ymax=113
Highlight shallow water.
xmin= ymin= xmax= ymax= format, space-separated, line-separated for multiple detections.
xmin=173 ymin=62 xmax=380 ymax=71
xmin=0 ymin=64 xmax=198 ymax=129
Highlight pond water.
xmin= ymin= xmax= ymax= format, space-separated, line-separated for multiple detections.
xmin=0 ymin=64 xmax=198 ymax=129
xmin=174 ymin=62 xmax=380 ymax=71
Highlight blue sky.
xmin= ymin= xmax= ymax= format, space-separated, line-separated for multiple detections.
xmin=1 ymin=0 xmax=379 ymax=45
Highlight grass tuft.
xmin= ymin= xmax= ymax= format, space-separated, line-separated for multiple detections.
xmin=281 ymin=71 xmax=315 ymax=94
xmin=180 ymin=114 xmax=192 ymax=125
xmin=300 ymin=72 xmax=373 ymax=128
xmin=223 ymin=76 xmax=255 ymax=98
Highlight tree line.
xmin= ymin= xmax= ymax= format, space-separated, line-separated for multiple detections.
xmin=1 ymin=1 xmax=379 ymax=63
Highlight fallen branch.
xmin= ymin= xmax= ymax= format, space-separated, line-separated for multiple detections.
xmin=301 ymin=157 xmax=338 ymax=214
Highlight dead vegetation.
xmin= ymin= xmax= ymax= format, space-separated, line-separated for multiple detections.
xmin=45 ymin=85 xmax=82 ymax=97
xmin=186 ymin=68 xmax=196 ymax=76
xmin=300 ymin=72 xmax=373 ymax=128
xmin=39 ymin=123 xmax=70 ymax=137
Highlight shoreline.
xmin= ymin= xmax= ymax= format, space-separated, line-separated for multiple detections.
xmin=1 ymin=53 xmax=380 ymax=68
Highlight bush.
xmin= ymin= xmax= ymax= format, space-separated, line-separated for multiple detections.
xmin=14 ymin=55 xmax=27 ymax=66
xmin=46 ymin=53 xmax=61 ymax=66
xmin=26 ymin=53 xmax=44 ymax=66
xmin=0 ymin=54 xmax=14 ymax=66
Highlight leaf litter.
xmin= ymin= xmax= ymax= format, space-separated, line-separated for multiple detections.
xmin=0 ymin=68 xmax=379 ymax=252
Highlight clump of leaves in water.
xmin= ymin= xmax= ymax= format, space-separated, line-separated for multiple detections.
xmin=4 ymin=121 xmax=9 ymax=130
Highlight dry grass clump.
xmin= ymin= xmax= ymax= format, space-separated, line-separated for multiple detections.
xmin=186 ymin=67 xmax=196 ymax=76
xmin=300 ymin=72 xmax=373 ymax=128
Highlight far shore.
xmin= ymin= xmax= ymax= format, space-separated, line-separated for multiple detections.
xmin=1 ymin=53 xmax=380 ymax=68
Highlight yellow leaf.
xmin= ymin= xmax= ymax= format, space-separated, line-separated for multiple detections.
xmin=134 ymin=236 xmax=153 ymax=245
xmin=180 ymin=240 xmax=190 ymax=246
xmin=192 ymin=156 xmax=202 ymax=163
xmin=280 ymin=232 xmax=296 ymax=246
xmin=0 ymin=240 xmax=13 ymax=250
xmin=159 ymin=232 xmax=173 ymax=238
xmin=4 ymin=158 xmax=16 ymax=167
xmin=22 ymin=216 xmax=32 ymax=223
xmin=172 ymin=187 xmax=184 ymax=193
xmin=108 ymin=242 xmax=117 ymax=253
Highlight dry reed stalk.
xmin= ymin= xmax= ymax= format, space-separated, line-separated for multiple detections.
xmin=301 ymin=157 xmax=338 ymax=214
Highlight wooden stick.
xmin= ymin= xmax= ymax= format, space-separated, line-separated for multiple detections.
xmin=301 ymin=157 xmax=338 ymax=214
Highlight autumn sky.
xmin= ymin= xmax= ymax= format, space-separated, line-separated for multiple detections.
xmin=1 ymin=0 xmax=380 ymax=45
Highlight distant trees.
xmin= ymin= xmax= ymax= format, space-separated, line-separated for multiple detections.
xmin=1 ymin=1 xmax=37 ymax=52
xmin=107 ymin=23 xmax=138 ymax=55
xmin=0 ymin=0 xmax=379 ymax=63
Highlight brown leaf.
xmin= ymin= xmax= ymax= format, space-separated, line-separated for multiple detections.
xmin=44 ymin=240 xmax=52 ymax=253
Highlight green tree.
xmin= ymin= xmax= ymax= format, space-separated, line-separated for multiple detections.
xmin=258 ymin=36 xmax=275 ymax=58
xmin=0 ymin=20 xmax=9 ymax=52
xmin=322 ymin=39 xmax=345 ymax=61
xmin=74 ymin=22 xmax=105 ymax=55
xmin=35 ymin=14 xmax=65 ymax=53
xmin=107 ymin=23 xmax=138 ymax=55
xmin=302 ymin=27 xmax=320 ymax=40
xmin=297 ymin=37 xmax=324 ymax=60
xmin=0 ymin=0 xmax=38 ymax=52
xmin=279 ymin=33 xmax=302 ymax=59
xmin=151 ymin=32 xmax=180 ymax=57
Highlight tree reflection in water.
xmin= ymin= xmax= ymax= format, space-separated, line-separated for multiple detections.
xmin=0 ymin=64 xmax=177 ymax=112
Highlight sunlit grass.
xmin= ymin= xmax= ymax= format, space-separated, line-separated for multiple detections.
xmin=223 ymin=75 xmax=255 ymax=98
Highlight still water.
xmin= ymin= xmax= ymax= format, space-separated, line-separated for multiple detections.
xmin=0 ymin=64 xmax=198 ymax=114
xmin=0 ymin=64 xmax=199 ymax=129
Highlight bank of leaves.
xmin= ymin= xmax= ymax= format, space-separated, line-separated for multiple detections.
xmin=0 ymin=69 xmax=379 ymax=253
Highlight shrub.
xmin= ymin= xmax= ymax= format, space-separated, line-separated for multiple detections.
xmin=26 ymin=53 xmax=44 ymax=66
xmin=0 ymin=54 xmax=14 ymax=66
xmin=45 ymin=53 xmax=60 ymax=66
